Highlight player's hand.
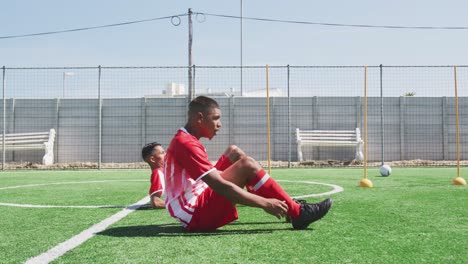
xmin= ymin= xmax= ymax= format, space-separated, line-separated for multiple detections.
xmin=263 ymin=198 xmax=289 ymax=219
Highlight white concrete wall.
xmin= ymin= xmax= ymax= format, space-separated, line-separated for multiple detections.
xmin=1 ymin=96 xmax=467 ymax=164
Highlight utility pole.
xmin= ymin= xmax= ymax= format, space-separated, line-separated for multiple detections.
xmin=188 ymin=8 xmax=194 ymax=102
xmin=240 ymin=0 xmax=243 ymax=96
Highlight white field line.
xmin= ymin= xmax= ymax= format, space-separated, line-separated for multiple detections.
xmin=0 ymin=180 xmax=145 ymax=208
xmin=0 ymin=180 xmax=146 ymax=191
xmin=24 ymin=196 xmax=150 ymax=264
xmin=277 ymin=180 xmax=344 ymax=198
xmin=0 ymin=180 xmax=343 ymax=209
xmin=0 ymin=202 xmax=125 ymax=209
xmin=16 ymin=180 xmax=342 ymax=263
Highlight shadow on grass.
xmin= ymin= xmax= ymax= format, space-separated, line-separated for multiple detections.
xmin=229 ymin=221 xmax=284 ymax=226
xmin=98 ymin=221 xmax=294 ymax=237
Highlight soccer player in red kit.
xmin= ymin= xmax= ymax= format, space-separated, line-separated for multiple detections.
xmin=142 ymin=142 xmax=166 ymax=209
xmin=164 ymin=96 xmax=332 ymax=231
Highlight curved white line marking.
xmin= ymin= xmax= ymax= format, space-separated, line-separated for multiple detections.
xmin=277 ymin=180 xmax=344 ymax=198
xmin=0 ymin=202 xmax=125 ymax=209
xmin=24 ymin=196 xmax=150 ymax=264
xmin=0 ymin=180 xmax=146 ymax=190
xmin=20 ymin=180 xmax=343 ymax=263
xmin=0 ymin=180 xmax=343 ymax=209
xmin=0 ymin=180 xmax=146 ymax=209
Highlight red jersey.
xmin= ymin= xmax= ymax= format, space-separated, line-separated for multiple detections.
xmin=164 ymin=128 xmax=214 ymax=227
xmin=149 ymin=168 xmax=165 ymax=197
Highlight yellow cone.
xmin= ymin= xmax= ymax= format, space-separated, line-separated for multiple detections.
xmin=359 ymin=178 xmax=373 ymax=188
xmin=452 ymin=177 xmax=467 ymax=186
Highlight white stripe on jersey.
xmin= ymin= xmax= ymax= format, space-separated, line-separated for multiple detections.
xmin=195 ymin=167 xmax=216 ymax=182
xmin=164 ymin=128 xmax=212 ymax=227
xmin=169 ymin=161 xmax=175 ymax=187
xmin=192 ymin=180 xmax=208 ymax=197
xmin=168 ymin=199 xmax=192 ymax=227
xmin=165 ymin=161 xmax=209 ymax=227
xmin=158 ymin=169 xmax=166 ymax=196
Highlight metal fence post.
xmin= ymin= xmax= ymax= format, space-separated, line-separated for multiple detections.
xmin=287 ymin=65 xmax=291 ymax=167
xmin=141 ymin=97 xmax=147 ymax=149
xmin=399 ymin=96 xmax=406 ymax=160
xmin=2 ymin=66 xmax=5 ymax=170
xmin=55 ymin=98 xmax=60 ymax=163
xmin=98 ymin=66 xmax=102 ymax=169
xmin=313 ymin=96 xmax=319 ymax=159
xmin=442 ymin=96 xmax=448 ymax=160
xmin=380 ymin=64 xmax=385 ymax=165
xmin=229 ymin=94 xmax=234 ymax=144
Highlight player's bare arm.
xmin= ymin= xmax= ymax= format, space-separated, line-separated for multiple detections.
xmin=202 ymin=170 xmax=288 ymax=219
xmin=150 ymin=193 xmax=165 ymax=209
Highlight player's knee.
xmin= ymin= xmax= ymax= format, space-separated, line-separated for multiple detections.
xmin=238 ymin=156 xmax=260 ymax=172
xmin=226 ymin=145 xmax=246 ymax=162
xmin=225 ymin=145 xmax=239 ymax=154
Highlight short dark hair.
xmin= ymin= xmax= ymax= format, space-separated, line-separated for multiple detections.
xmin=142 ymin=142 xmax=161 ymax=162
xmin=188 ymin=96 xmax=219 ymax=116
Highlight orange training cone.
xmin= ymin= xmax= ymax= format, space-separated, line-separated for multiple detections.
xmin=359 ymin=178 xmax=373 ymax=188
xmin=452 ymin=177 xmax=467 ymax=186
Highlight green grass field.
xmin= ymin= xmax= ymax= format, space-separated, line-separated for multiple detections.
xmin=0 ymin=168 xmax=466 ymax=263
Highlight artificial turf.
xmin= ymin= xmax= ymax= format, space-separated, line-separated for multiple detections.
xmin=0 ymin=168 xmax=466 ymax=263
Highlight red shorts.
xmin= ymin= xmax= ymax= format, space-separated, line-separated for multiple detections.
xmin=186 ymin=187 xmax=238 ymax=232
xmin=185 ymin=154 xmax=238 ymax=231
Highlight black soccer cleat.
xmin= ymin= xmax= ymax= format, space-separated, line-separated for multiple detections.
xmin=291 ymin=198 xmax=333 ymax=230
xmin=285 ymin=199 xmax=307 ymax=223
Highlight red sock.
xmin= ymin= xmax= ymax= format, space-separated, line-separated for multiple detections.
xmin=246 ymin=169 xmax=300 ymax=218
xmin=214 ymin=155 xmax=233 ymax=171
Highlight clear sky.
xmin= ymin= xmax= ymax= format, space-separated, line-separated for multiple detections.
xmin=1 ymin=0 xmax=467 ymax=67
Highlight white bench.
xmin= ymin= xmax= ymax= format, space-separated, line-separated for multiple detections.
xmin=1 ymin=129 xmax=56 ymax=165
xmin=296 ymin=128 xmax=364 ymax=162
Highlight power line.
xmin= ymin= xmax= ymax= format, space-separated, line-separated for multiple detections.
xmin=199 ymin=12 xmax=468 ymax=30
xmin=2 ymin=10 xmax=468 ymax=40
xmin=0 ymin=14 xmax=187 ymax=40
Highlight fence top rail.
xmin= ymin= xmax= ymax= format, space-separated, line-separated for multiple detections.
xmin=1 ymin=139 xmax=48 ymax=145
xmin=1 ymin=132 xmax=50 ymax=137
xmin=2 ymin=135 xmax=49 ymax=140
xmin=297 ymin=140 xmax=358 ymax=145
xmin=297 ymin=130 xmax=357 ymax=134
xmin=300 ymin=136 xmax=357 ymax=140
xmin=2 ymin=65 xmax=468 ymax=70
xmin=2 ymin=66 xmax=190 ymax=70
xmin=1 ymin=145 xmax=46 ymax=149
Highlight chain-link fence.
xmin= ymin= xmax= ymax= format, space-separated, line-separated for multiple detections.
xmin=1 ymin=65 xmax=467 ymax=169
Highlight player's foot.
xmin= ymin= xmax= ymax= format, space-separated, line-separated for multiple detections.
xmin=291 ymin=198 xmax=333 ymax=230
xmin=285 ymin=199 xmax=307 ymax=223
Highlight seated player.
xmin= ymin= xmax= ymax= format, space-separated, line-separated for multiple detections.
xmin=141 ymin=142 xmax=166 ymax=209
xmin=164 ymin=96 xmax=332 ymax=231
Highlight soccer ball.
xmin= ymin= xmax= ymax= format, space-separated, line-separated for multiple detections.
xmin=379 ymin=165 xmax=392 ymax=177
